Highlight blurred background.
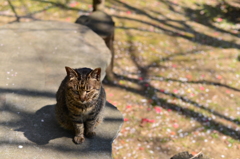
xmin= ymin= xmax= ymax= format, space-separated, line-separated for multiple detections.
xmin=1 ymin=0 xmax=240 ymax=158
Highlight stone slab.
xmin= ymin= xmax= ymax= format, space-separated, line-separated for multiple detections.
xmin=0 ymin=21 xmax=123 ymax=159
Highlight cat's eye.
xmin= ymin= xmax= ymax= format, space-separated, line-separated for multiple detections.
xmin=86 ymin=90 xmax=91 ymax=93
xmin=73 ymin=90 xmax=78 ymax=94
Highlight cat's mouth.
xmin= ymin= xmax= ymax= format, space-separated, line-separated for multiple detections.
xmin=79 ymin=100 xmax=88 ymax=104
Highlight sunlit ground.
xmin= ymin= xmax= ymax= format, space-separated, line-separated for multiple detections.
xmin=1 ymin=0 xmax=240 ymax=158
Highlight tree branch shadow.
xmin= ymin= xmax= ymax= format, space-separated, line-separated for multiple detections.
xmin=151 ymin=76 xmax=240 ymax=92
xmin=109 ymin=0 xmax=240 ymax=49
xmin=104 ymin=29 xmax=240 ymax=140
xmin=182 ymin=2 xmax=240 ymax=37
xmin=1 ymin=0 xmax=90 ymax=24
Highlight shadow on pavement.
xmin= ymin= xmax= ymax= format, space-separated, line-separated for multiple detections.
xmin=16 ymin=104 xmax=72 ymax=145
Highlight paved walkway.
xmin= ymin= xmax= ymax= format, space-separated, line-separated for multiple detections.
xmin=0 ymin=21 xmax=123 ymax=159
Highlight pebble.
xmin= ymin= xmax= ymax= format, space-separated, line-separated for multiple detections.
xmin=149 ymin=150 xmax=154 ymax=154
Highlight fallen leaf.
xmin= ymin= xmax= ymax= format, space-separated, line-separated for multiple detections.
xmin=69 ymin=2 xmax=78 ymax=7
xmin=144 ymin=83 xmax=149 ymax=87
xmin=173 ymin=123 xmax=179 ymax=128
xmin=141 ymin=118 xmax=155 ymax=123
xmin=216 ymin=17 xmax=223 ymax=22
xmin=120 ymin=140 xmax=125 ymax=144
xmin=216 ymin=75 xmax=222 ymax=79
xmin=154 ymin=106 xmax=162 ymax=113
xmin=119 ymin=80 xmax=125 ymax=85
xmin=170 ymin=131 xmax=176 ymax=135
xmin=65 ymin=17 xmax=71 ymax=21
xmin=186 ymin=74 xmax=192 ymax=79
xmin=160 ymin=89 xmax=165 ymax=93
xmin=148 ymin=99 xmax=153 ymax=104
xmin=226 ymin=90 xmax=230 ymax=94
xmin=126 ymin=105 xmax=131 ymax=109
xmin=127 ymin=11 xmax=132 ymax=14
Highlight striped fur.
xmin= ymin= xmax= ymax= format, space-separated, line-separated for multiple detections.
xmin=55 ymin=67 xmax=106 ymax=144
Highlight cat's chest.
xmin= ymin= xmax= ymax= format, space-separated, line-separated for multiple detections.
xmin=69 ymin=104 xmax=94 ymax=119
xmin=79 ymin=106 xmax=93 ymax=116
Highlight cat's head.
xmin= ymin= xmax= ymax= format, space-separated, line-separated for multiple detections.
xmin=65 ymin=66 xmax=102 ymax=104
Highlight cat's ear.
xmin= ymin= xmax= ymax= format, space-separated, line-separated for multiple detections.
xmin=89 ymin=68 xmax=101 ymax=81
xmin=65 ymin=66 xmax=78 ymax=80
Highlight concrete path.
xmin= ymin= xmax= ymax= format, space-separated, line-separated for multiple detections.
xmin=0 ymin=21 xmax=123 ymax=159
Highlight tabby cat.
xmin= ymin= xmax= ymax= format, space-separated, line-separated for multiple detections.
xmin=55 ymin=66 xmax=106 ymax=144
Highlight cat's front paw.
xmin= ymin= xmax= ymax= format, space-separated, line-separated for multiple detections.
xmin=73 ymin=136 xmax=85 ymax=144
xmin=85 ymin=131 xmax=96 ymax=138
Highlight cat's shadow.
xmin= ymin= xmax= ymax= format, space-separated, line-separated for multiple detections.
xmin=16 ymin=104 xmax=72 ymax=145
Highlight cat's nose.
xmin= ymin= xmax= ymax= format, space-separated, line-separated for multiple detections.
xmin=80 ymin=95 xmax=85 ymax=102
